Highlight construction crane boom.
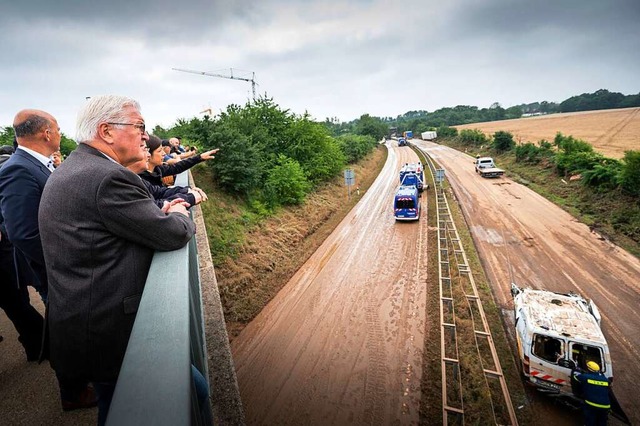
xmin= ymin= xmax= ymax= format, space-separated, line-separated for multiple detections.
xmin=172 ymin=67 xmax=256 ymax=100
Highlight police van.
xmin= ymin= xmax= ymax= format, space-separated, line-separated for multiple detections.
xmin=393 ymin=185 xmax=420 ymax=221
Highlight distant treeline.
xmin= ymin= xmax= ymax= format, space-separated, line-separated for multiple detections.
xmin=345 ymin=89 xmax=640 ymax=135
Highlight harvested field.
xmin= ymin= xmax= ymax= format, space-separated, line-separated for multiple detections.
xmin=454 ymin=107 xmax=640 ymax=159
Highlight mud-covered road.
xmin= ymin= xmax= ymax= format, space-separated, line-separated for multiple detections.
xmin=232 ymin=139 xmax=639 ymax=425
xmin=414 ymin=140 xmax=640 ymax=425
xmin=232 ymin=142 xmax=430 ymax=425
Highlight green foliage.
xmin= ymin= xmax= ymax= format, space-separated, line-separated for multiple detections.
xmin=284 ymin=114 xmax=345 ymax=183
xmin=437 ymin=125 xmax=458 ymax=138
xmin=355 ymin=114 xmax=388 ymax=140
xmin=337 ymin=134 xmax=377 ymax=163
xmin=492 ymin=130 xmax=515 ymax=152
xmin=459 ymin=129 xmax=488 ymax=145
xmin=0 ymin=126 xmax=15 ymax=147
xmin=207 ymin=123 xmax=263 ymax=195
xmin=555 ymin=150 xmax=606 ymax=176
xmin=263 ymin=155 xmax=311 ymax=207
xmin=514 ymin=141 xmax=553 ymax=164
xmin=60 ymin=135 xmax=77 ymax=157
xmin=559 ymin=89 xmax=638 ymax=113
xmin=581 ymin=161 xmax=622 ymax=191
xmin=505 ymin=106 xmax=523 ymax=119
xmin=620 ymin=151 xmax=640 ymax=196
xmin=553 ymin=133 xmax=602 ymax=175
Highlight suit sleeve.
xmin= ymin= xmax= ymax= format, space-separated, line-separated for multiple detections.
xmin=96 ymin=168 xmax=196 ymax=251
xmin=0 ymin=164 xmax=46 ymax=268
xmin=144 ymin=181 xmax=196 ymax=207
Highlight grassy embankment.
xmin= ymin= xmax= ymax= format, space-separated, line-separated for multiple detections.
xmin=191 ymin=145 xmax=388 ymax=338
xmin=438 ymin=138 xmax=640 ymax=259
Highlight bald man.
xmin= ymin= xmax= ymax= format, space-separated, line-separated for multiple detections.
xmin=0 ymin=109 xmax=97 ymax=411
xmin=0 ymin=109 xmax=60 ymax=302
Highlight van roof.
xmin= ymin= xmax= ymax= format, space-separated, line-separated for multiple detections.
xmin=396 ymin=185 xmax=418 ymax=196
xmin=516 ymin=288 xmax=607 ymax=344
xmin=478 ymin=157 xmax=493 ymax=161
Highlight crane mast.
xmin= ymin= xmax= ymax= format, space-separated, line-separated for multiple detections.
xmin=172 ymin=67 xmax=256 ymax=100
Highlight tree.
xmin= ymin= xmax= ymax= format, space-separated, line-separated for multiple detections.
xmin=493 ymin=131 xmax=515 ymax=152
xmin=355 ymin=114 xmax=387 ymax=140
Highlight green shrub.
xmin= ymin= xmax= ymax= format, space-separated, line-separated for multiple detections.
xmin=620 ymin=150 xmax=640 ymax=196
xmin=337 ymin=134 xmax=377 ymax=163
xmin=437 ymin=125 xmax=458 ymax=138
xmin=581 ymin=161 xmax=622 ymax=191
xmin=263 ymin=155 xmax=311 ymax=207
xmin=459 ymin=129 xmax=488 ymax=145
xmin=492 ymin=130 xmax=515 ymax=152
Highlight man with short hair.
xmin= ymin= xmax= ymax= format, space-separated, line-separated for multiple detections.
xmin=0 ymin=109 xmax=97 ymax=410
xmin=0 ymin=110 xmax=60 ymax=301
xmin=39 ymin=95 xmax=196 ymax=425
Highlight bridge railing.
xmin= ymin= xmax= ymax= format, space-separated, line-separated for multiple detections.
xmin=106 ymin=171 xmax=244 ymax=425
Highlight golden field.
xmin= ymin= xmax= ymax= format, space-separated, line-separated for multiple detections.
xmin=454 ymin=107 xmax=640 ymax=159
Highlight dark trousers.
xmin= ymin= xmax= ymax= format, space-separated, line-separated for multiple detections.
xmin=0 ymin=237 xmax=44 ymax=360
xmin=583 ymin=404 xmax=609 ymax=426
xmin=94 ymin=381 xmax=117 ymax=426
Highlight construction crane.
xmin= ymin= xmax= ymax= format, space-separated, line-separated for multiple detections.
xmin=172 ymin=67 xmax=257 ymax=101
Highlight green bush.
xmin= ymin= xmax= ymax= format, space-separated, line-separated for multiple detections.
xmin=263 ymin=155 xmax=311 ymax=207
xmin=620 ymin=151 xmax=640 ymax=196
xmin=492 ymin=130 xmax=515 ymax=152
xmin=437 ymin=125 xmax=458 ymax=138
xmin=555 ymin=150 xmax=605 ymax=175
xmin=337 ymin=134 xmax=377 ymax=163
xmin=515 ymin=140 xmax=554 ymax=164
xmin=459 ymin=129 xmax=488 ymax=145
xmin=581 ymin=161 xmax=622 ymax=191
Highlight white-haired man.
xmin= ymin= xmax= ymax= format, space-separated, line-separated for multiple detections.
xmin=39 ymin=95 xmax=196 ymax=425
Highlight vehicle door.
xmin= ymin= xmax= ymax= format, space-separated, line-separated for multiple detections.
xmin=529 ymin=333 xmax=570 ymax=390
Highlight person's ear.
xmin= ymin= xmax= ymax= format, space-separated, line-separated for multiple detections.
xmin=98 ymin=123 xmax=114 ymax=143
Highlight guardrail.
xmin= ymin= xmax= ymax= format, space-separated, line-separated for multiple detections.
xmin=106 ymin=171 xmax=245 ymax=425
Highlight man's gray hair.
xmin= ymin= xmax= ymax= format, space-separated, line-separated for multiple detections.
xmin=76 ymin=95 xmax=141 ymax=143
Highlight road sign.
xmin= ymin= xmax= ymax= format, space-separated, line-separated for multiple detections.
xmin=344 ymin=169 xmax=355 ymax=186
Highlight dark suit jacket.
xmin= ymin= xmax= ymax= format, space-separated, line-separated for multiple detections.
xmin=0 ymin=148 xmax=51 ymax=291
xmin=39 ymin=143 xmax=196 ymax=382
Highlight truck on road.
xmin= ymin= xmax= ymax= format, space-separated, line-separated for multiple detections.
xmin=397 ymin=137 xmax=407 ymax=147
xmin=421 ymin=131 xmax=437 ymax=140
xmin=399 ymin=162 xmax=425 ymax=192
xmin=474 ymin=156 xmax=504 ymax=178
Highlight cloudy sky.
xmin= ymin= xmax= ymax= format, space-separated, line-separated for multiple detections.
xmin=1 ymin=0 xmax=638 ymax=137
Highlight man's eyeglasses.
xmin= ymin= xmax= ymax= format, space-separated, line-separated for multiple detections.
xmin=107 ymin=122 xmax=146 ymax=134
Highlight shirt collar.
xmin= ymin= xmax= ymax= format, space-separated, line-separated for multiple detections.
xmin=17 ymin=146 xmax=53 ymax=169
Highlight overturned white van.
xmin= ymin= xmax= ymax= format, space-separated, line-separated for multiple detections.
xmin=511 ymin=284 xmax=612 ymax=395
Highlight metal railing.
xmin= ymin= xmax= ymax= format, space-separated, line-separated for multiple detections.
xmin=106 ymin=171 xmax=244 ymax=425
